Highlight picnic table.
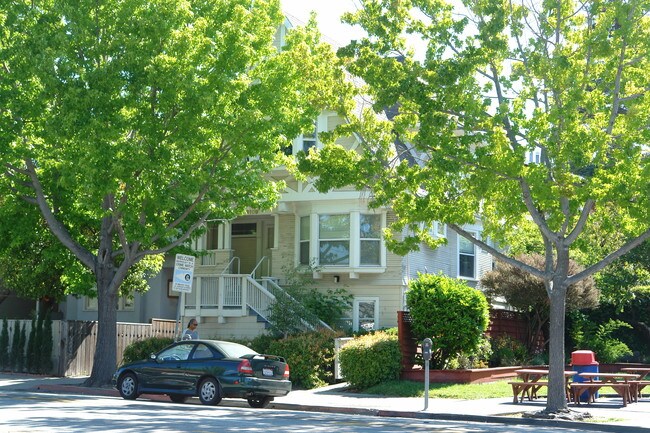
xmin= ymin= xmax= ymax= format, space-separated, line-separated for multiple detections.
xmin=510 ymin=369 xmax=576 ymax=403
xmin=571 ymin=372 xmax=640 ymax=406
xmin=620 ymin=367 xmax=650 ymax=397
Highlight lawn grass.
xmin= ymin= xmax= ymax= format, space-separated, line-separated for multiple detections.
xmin=362 ymin=380 xmax=622 ymax=400
xmin=363 ymin=380 xmax=513 ymax=399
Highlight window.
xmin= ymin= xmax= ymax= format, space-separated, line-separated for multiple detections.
xmin=353 ymin=297 xmax=378 ymax=332
xmin=303 ymin=212 xmax=384 ymax=269
xmin=191 ymin=344 xmax=214 ymax=360
xmin=458 ymin=233 xmax=476 ymax=279
xmin=158 ymin=343 xmax=193 ymax=361
xmin=302 ymin=121 xmax=317 ymax=153
xmin=319 ymin=214 xmax=350 ymax=265
xmin=431 ymin=221 xmax=446 ymax=239
xmin=360 ymin=214 xmax=381 ymax=265
xmin=206 ymin=222 xmax=219 ymax=250
xmin=299 ymin=216 xmax=310 ymax=265
xmin=232 ymin=223 xmax=256 ymax=236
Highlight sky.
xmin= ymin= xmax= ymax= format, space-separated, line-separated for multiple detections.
xmin=280 ymin=0 xmax=366 ymax=47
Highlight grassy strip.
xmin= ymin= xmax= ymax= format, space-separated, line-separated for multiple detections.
xmin=362 ymin=380 xmax=622 ymax=400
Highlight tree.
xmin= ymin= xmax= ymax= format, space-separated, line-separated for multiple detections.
xmin=481 ymin=254 xmax=599 ymax=353
xmin=1 ymin=0 xmax=344 ymax=386
xmin=299 ymin=0 xmax=650 ymax=416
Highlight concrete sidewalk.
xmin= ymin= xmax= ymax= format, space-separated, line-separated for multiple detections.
xmin=1 ymin=373 xmax=648 ymax=432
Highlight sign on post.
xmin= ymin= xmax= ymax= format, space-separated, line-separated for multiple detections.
xmin=172 ymin=254 xmax=195 ymax=293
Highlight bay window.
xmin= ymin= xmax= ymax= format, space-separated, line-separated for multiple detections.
xmin=298 ymin=212 xmax=385 ymax=271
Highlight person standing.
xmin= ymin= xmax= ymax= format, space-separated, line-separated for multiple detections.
xmin=182 ymin=318 xmax=199 ymax=340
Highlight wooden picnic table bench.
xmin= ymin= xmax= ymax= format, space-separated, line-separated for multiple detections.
xmin=571 ymin=372 xmax=640 ymax=407
xmin=509 ymin=369 xmax=575 ymax=403
xmin=620 ymin=367 xmax=650 ymax=398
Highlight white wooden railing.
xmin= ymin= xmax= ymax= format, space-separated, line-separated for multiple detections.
xmin=183 ymin=272 xmax=332 ymax=331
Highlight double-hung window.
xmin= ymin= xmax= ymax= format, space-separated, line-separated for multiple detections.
xmin=458 ymin=232 xmax=476 ymax=279
xmin=319 ymin=214 xmax=350 ymax=266
xmin=299 ymin=216 xmax=310 ymax=265
xmin=359 ymin=214 xmax=381 ymax=265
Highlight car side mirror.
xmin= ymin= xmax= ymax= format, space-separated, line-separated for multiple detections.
xmin=150 ymin=353 xmax=160 ymax=363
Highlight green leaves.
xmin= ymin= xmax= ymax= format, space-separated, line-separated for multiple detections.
xmin=406 ymin=273 xmax=490 ymax=369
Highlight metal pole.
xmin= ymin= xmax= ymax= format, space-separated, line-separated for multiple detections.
xmin=424 ymin=358 xmax=429 ymax=411
xmin=174 ymin=294 xmax=182 ymax=342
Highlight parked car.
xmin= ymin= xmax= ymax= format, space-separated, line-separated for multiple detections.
xmin=112 ymin=339 xmax=291 ymax=408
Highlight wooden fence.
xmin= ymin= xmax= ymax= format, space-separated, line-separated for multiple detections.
xmin=397 ymin=309 xmax=541 ymax=370
xmin=61 ymin=318 xmax=178 ymax=377
xmin=2 ymin=318 xmax=178 ymax=377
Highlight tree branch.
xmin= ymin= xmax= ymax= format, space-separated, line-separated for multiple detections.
xmin=567 ymin=228 xmax=650 ymax=285
xmin=24 ymin=158 xmax=96 ymax=270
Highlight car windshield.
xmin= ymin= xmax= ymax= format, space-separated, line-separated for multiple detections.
xmin=216 ymin=341 xmax=258 ymax=358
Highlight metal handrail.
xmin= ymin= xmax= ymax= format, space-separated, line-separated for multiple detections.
xmin=262 ymin=278 xmax=333 ymax=331
xmin=220 ymin=256 xmax=240 ymax=274
xmin=249 ymin=256 xmax=268 ymax=278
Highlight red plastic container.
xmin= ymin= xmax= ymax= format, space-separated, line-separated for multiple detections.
xmin=571 ymin=350 xmax=598 ymax=366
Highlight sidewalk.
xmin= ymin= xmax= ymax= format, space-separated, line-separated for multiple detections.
xmin=1 ymin=373 xmax=648 ymax=432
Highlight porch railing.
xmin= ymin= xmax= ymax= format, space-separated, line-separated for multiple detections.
xmin=183 ymin=273 xmax=332 ymax=332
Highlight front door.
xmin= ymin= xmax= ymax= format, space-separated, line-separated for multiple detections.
xmin=230 ymin=219 xmax=274 ymax=277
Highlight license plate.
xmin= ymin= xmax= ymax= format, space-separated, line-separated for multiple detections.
xmin=263 ymin=367 xmax=274 ymax=377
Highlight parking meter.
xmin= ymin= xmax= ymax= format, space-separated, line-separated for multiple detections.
xmin=422 ymin=338 xmax=432 ymax=410
xmin=422 ymin=338 xmax=432 ymax=361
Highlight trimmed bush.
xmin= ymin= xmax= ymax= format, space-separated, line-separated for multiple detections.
xmin=0 ymin=318 xmax=8 ymax=371
xmin=339 ymin=331 xmax=401 ymax=389
xmin=406 ymin=273 xmax=490 ymax=369
xmin=121 ymin=337 xmax=174 ymax=365
xmin=267 ymin=330 xmax=340 ymax=389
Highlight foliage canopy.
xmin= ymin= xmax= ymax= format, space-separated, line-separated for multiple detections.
xmin=0 ymin=0 xmax=345 ymax=386
xmin=299 ymin=0 xmax=650 ymax=413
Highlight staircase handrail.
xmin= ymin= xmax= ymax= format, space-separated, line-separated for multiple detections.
xmin=220 ymin=257 xmax=240 ymax=274
xmin=249 ymin=256 xmax=268 ymax=278
xmin=262 ymin=278 xmax=333 ymax=331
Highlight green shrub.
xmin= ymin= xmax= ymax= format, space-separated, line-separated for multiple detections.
xmin=406 ymin=273 xmax=490 ymax=369
xmin=26 ymin=317 xmax=36 ymax=373
xmin=489 ymin=335 xmax=529 ymax=367
xmin=339 ymin=331 xmax=401 ymax=389
xmin=40 ymin=311 xmax=53 ymax=373
xmin=448 ymin=334 xmax=492 ymax=369
xmin=570 ymin=312 xmax=633 ymax=363
xmin=9 ymin=321 xmax=21 ymax=371
xmin=16 ymin=323 xmax=26 ymax=373
xmin=0 ymin=318 xmax=9 ymax=371
xmin=121 ymin=337 xmax=174 ymax=365
xmin=267 ymin=330 xmax=340 ymax=389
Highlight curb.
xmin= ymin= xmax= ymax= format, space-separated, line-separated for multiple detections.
xmin=20 ymin=385 xmax=650 ymax=433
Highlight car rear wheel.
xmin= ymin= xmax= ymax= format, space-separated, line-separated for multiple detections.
xmin=169 ymin=394 xmax=188 ymax=404
xmin=198 ymin=377 xmax=222 ymax=405
xmin=118 ymin=373 xmax=139 ymax=400
xmin=247 ymin=396 xmax=273 ymax=408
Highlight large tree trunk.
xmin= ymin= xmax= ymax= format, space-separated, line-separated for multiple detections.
xmin=84 ymin=274 xmax=118 ymax=387
xmin=84 ymin=210 xmax=119 ymax=387
xmin=546 ymin=282 xmax=568 ymax=412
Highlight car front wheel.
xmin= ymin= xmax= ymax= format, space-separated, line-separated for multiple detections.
xmin=118 ymin=373 xmax=139 ymax=400
xmin=198 ymin=378 xmax=222 ymax=405
xmin=247 ymin=396 xmax=273 ymax=408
